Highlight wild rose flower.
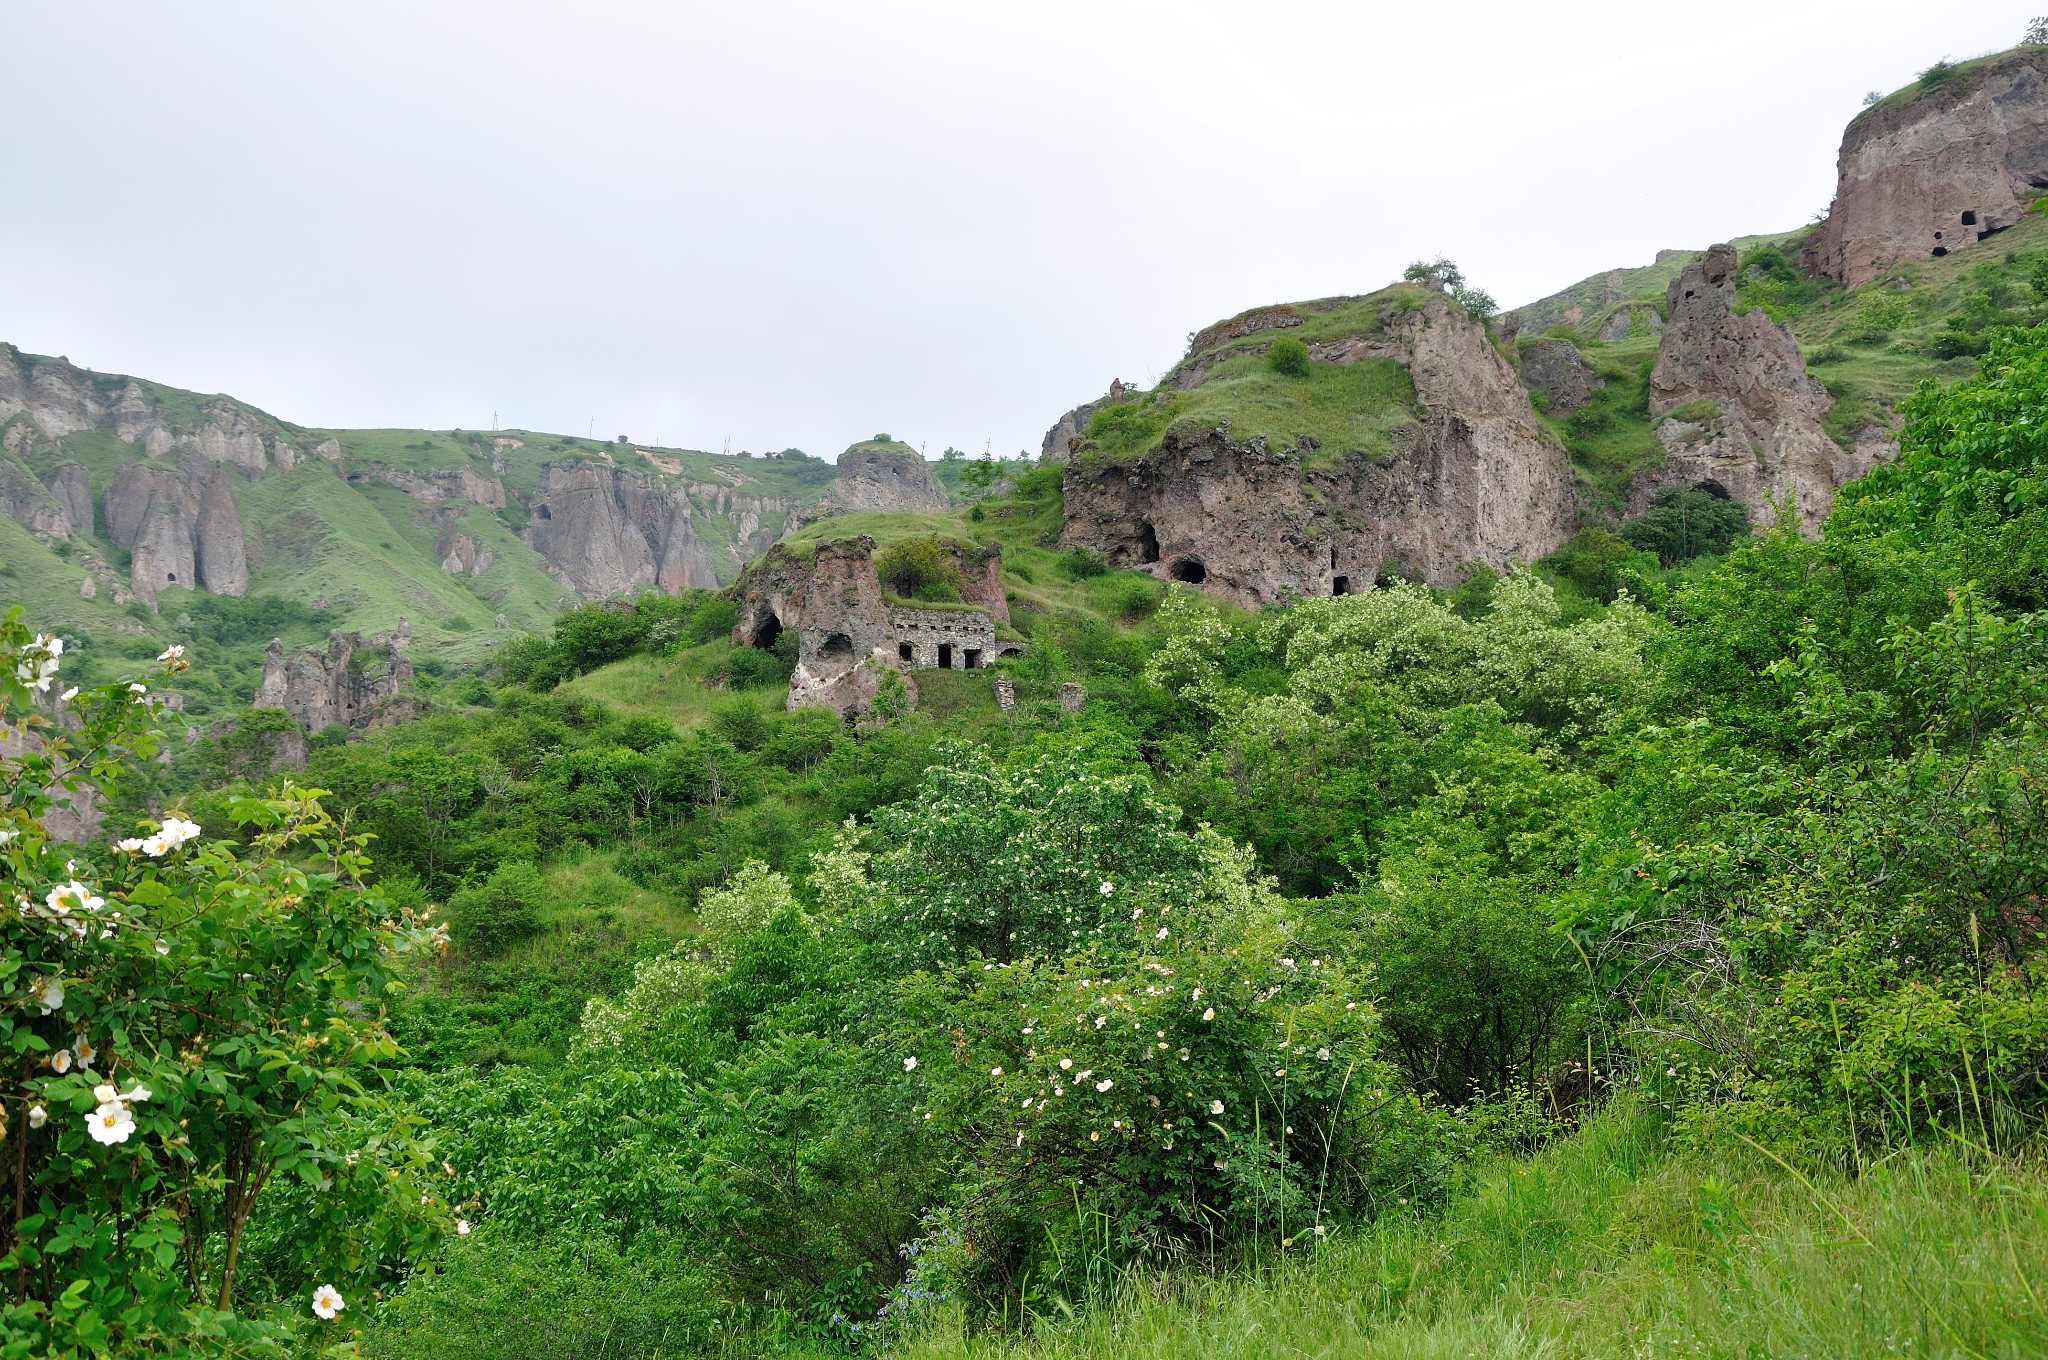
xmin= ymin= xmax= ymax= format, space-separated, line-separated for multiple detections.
xmin=903 ymin=1056 xmax=918 ymax=1072
xmin=27 ymin=1105 xmax=46 ymax=1129
xmin=311 ymin=1285 xmax=345 ymax=1319
xmin=86 ymin=1103 xmax=135 ymax=1145
xmin=31 ymin=977 xmax=64 ymax=1014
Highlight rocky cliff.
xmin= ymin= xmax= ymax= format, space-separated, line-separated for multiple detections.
xmin=253 ymin=630 xmax=413 ymax=731
xmin=1040 ymin=380 xmax=1129 ymax=462
xmin=1804 ymin=48 xmax=2048 ymax=286
xmin=1060 ymin=288 xmax=1576 ymax=602
xmin=522 ymin=461 xmax=719 ymax=598
xmin=817 ymin=442 xmax=951 ymax=516
xmin=1644 ymin=244 xmax=1881 ymax=531
xmin=102 ymin=454 xmax=250 ymax=601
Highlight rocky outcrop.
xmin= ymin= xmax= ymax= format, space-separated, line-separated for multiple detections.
xmin=1804 ymin=48 xmax=2048 ymax=286
xmin=45 ymin=463 xmax=92 ymax=536
xmin=103 ymin=456 xmax=250 ymax=601
xmin=820 ymin=444 xmax=950 ymax=515
xmin=253 ymin=631 xmax=413 ymax=732
xmin=434 ymin=513 xmax=495 ymax=577
xmin=523 ymin=461 xmax=717 ymax=598
xmin=1061 ymin=292 xmax=1576 ymax=602
xmin=0 ymin=453 xmax=71 ymax=542
xmin=359 ymin=461 xmax=507 ymax=509
xmin=729 ymin=535 xmax=1015 ymax=715
xmin=1518 ymin=338 xmax=1601 ymax=415
xmin=1040 ymin=380 xmax=1129 ymax=462
xmin=1644 ymin=244 xmax=1882 ymax=532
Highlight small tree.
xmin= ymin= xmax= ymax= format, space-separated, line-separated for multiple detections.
xmin=1268 ymin=335 xmax=1311 ymax=376
xmin=2027 ymin=16 xmax=2048 ymax=45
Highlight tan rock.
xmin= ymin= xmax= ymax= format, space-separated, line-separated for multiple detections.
xmin=254 ymin=631 xmax=412 ymax=731
xmin=523 ymin=461 xmax=717 ymax=597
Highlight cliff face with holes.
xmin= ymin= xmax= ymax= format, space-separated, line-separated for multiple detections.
xmin=1058 ymin=291 xmax=1577 ymax=604
xmin=1804 ymin=48 xmax=2048 ymax=286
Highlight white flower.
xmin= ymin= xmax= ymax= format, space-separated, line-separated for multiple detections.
xmin=58 ymin=688 xmax=77 ymax=703
xmin=1098 ymin=882 xmax=1114 ymax=896
xmin=1155 ymin=927 xmax=1169 ymax=940
xmin=903 ymin=1056 xmax=918 ymax=1072
xmin=311 ymin=1284 xmax=345 ymax=1320
xmin=1059 ymin=1058 xmax=1072 ymax=1070
xmin=1095 ymin=1079 xmax=1113 ymax=1092
xmin=0 ymin=829 xmax=14 ymax=848
xmin=155 ymin=818 xmax=201 ymax=852
xmin=49 ymin=1050 xmax=72 ymax=1074
xmin=92 ymin=1084 xmax=119 ymax=1105
xmin=1313 ymin=1223 xmax=1327 ymax=1237
xmin=456 ymin=1218 xmax=472 ymax=1235
xmin=1346 ymin=1001 xmax=1357 ymax=1010
xmin=73 ymin=1037 xmax=95 ymax=1068
xmin=990 ymin=1066 xmax=1003 ymax=1077
xmin=1275 ymin=1068 xmax=1287 ymax=1077
xmin=156 ymin=645 xmax=185 ymax=662
xmin=86 ymin=1103 xmax=135 ymax=1145
xmin=30 ymin=977 xmax=64 ymax=1014
xmin=1210 ymin=1099 xmax=1225 ymax=1115
xmin=27 ymin=1105 xmax=46 ymax=1129
xmin=128 ymin=683 xmax=148 ymax=703
xmin=115 ymin=838 xmax=147 ymax=854
xmin=45 ymin=882 xmax=102 ymax=916
xmin=1021 ymin=1026 xmax=1033 ymax=1035
xmin=1202 ymin=1007 xmax=1215 ymax=1022
xmin=1280 ymin=957 xmax=1296 ymax=970
xmin=1317 ymin=1048 xmax=1332 ymax=1062
xmin=119 ymin=1083 xmax=152 ymax=1104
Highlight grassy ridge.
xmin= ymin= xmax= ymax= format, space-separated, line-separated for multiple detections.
xmin=905 ymin=1111 xmax=2048 ymax=1360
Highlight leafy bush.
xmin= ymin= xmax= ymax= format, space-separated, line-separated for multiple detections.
xmin=1620 ymin=488 xmax=1751 ymax=567
xmin=877 ymin=535 xmax=956 ymax=599
xmin=449 ymin=859 xmax=546 ymax=956
xmin=1268 ymin=336 xmax=1311 ymax=376
xmin=1057 ymin=547 xmax=1109 ymax=580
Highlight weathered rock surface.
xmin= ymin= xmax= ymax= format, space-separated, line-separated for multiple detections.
xmin=103 ymin=456 xmax=250 ymax=601
xmin=820 ymin=444 xmax=950 ymax=515
xmin=45 ymin=463 xmax=92 ymax=536
xmin=360 ymin=461 xmax=507 ymax=509
xmin=729 ymin=535 xmax=1015 ymax=715
xmin=1644 ymin=244 xmax=1883 ymax=531
xmin=522 ymin=461 xmax=717 ymax=597
xmin=1061 ymin=293 xmax=1577 ymax=602
xmin=1518 ymin=338 xmax=1601 ymax=415
xmin=0 ymin=453 xmax=71 ymax=542
xmin=1040 ymin=380 xmax=1129 ymax=462
xmin=1804 ymin=48 xmax=2048 ymax=286
xmin=254 ymin=631 xmax=413 ymax=731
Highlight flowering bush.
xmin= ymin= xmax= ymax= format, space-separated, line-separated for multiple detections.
xmin=0 ymin=609 xmax=451 ymax=1353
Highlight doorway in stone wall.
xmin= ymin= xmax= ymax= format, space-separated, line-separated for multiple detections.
xmin=938 ymin=643 xmax=953 ymax=668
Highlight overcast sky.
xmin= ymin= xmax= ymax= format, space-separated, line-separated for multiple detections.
xmin=0 ymin=3 xmax=2034 ymax=461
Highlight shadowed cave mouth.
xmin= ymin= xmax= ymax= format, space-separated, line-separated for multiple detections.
xmin=1169 ymin=558 xmax=1207 ymax=584
xmin=819 ymin=632 xmax=853 ymax=659
xmin=750 ymin=610 xmax=782 ymax=650
xmin=1137 ymin=523 xmax=1161 ymax=564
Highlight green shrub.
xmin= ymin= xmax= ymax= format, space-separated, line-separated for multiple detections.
xmin=877 ymin=535 xmax=955 ymax=598
xmin=1620 ymin=487 xmax=1751 ymax=567
xmin=449 ymin=860 xmax=547 ymax=956
xmin=1268 ymin=335 xmax=1311 ymax=376
xmin=1057 ymin=547 xmax=1109 ymax=580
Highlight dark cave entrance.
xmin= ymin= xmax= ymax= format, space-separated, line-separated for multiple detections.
xmin=751 ymin=610 xmax=783 ymax=650
xmin=820 ymin=632 xmax=853 ymax=659
xmin=898 ymin=642 xmax=914 ymax=661
xmin=1138 ymin=523 xmax=1160 ymax=564
xmin=1961 ymin=210 xmax=1978 ymax=226
xmin=1332 ymin=575 xmax=1350 ymax=596
xmin=1170 ymin=559 xmax=1207 ymax=584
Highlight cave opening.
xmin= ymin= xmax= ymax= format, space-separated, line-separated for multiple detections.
xmin=820 ymin=631 xmax=853 ymax=659
xmin=536 ymin=505 xmax=551 ymax=519
xmin=1138 ymin=522 xmax=1160 ymax=564
xmin=1933 ymin=246 xmax=1950 ymax=257
xmin=938 ymin=643 xmax=953 ymax=668
xmin=1962 ymin=210 xmax=1978 ymax=225
xmin=1695 ymin=479 xmax=1732 ymax=500
xmin=751 ymin=611 xmax=783 ymax=650
xmin=1332 ymin=575 xmax=1350 ymax=596
xmin=166 ymin=572 xmax=177 ymax=583
xmin=898 ymin=642 xmax=913 ymax=661
xmin=1170 ymin=559 xmax=1207 ymax=584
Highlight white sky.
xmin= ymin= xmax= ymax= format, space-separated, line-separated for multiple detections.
xmin=0 ymin=2 xmax=2033 ymax=460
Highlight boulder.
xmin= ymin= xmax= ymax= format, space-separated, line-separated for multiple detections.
xmin=1040 ymin=380 xmax=1129 ymax=463
xmin=1643 ymin=244 xmax=1883 ymax=531
xmin=1519 ymin=338 xmax=1601 ymax=415
xmin=820 ymin=444 xmax=950 ymax=515
xmin=1805 ymin=48 xmax=2048 ymax=285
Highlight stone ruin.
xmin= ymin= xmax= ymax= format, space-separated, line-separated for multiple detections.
xmin=727 ymin=535 xmax=1023 ymax=716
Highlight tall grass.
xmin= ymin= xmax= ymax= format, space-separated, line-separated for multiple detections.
xmin=902 ymin=1110 xmax=2048 ymax=1360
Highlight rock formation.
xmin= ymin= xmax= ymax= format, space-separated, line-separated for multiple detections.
xmin=0 ymin=453 xmax=71 ymax=542
xmin=1518 ymin=338 xmax=1601 ymax=415
xmin=45 ymin=463 xmax=92 ymax=536
xmin=1060 ymin=291 xmax=1577 ymax=603
xmin=434 ymin=513 xmax=495 ymax=577
xmin=1040 ymin=380 xmax=1128 ymax=462
xmin=1644 ymin=244 xmax=1882 ymax=532
xmin=103 ymin=456 xmax=250 ymax=601
xmin=1804 ymin=48 xmax=2048 ymax=286
xmin=728 ymin=535 xmax=1016 ymax=715
xmin=522 ymin=461 xmax=718 ymax=597
xmin=819 ymin=443 xmax=950 ymax=515
xmin=359 ymin=461 xmax=507 ymax=509
xmin=254 ymin=631 xmax=413 ymax=732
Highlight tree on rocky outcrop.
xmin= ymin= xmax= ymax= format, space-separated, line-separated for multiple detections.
xmin=1404 ymin=257 xmax=1497 ymax=320
xmin=2029 ymin=17 xmax=2048 ymax=46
